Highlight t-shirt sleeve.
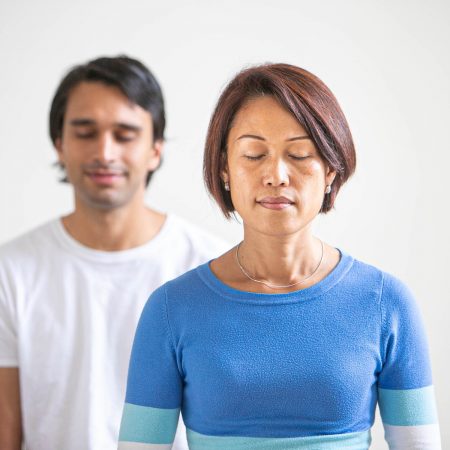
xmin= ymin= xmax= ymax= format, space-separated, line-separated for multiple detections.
xmin=378 ymin=273 xmax=441 ymax=449
xmin=118 ymin=285 xmax=182 ymax=449
xmin=0 ymin=266 xmax=19 ymax=367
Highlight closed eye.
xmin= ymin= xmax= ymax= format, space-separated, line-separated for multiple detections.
xmin=115 ymin=134 xmax=136 ymax=143
xmin=289 ymin=154 xmax=309 ymax=161
xmin=75 ymin=132 xmax=96 ymax=139
xmin=244 ymin=154 xmax=265 ymax=161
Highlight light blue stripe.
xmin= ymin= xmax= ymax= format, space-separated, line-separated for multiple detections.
xmin=119 ymin=403 xmax=179 ymax=444
xmin=119 ymin=443 xmax=172 ymax=450
xmin=378 ymin=385 xmax=438 ymax=426
xmin=187 ymin=429 xmax=371 ymax=449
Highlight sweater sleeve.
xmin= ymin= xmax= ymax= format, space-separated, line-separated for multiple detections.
xmin=378 ymin=273 xmax=441 ymax=449
xmin=118 ymin=285 xmax=182 ymax=450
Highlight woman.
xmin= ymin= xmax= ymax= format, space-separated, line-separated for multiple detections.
xmin=118 ymin=64 xmax=441 ymax=449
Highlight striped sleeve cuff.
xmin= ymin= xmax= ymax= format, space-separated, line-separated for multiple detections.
xmin=118 ymin=443 xmax=172 ymax=450
xmin=383 ymin=424 xmax=441 ymax=450
xmin=379 ymin=386 xmax=441 ymax=449
xmin=118 ymin=403 xmax=180 ymax=447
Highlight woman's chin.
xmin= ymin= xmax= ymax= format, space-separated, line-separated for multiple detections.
xmin=243 ymin=219 xmax=312 ymax=238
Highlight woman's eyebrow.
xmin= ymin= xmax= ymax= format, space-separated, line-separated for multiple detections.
xmin=236 ymin=134 xmax=310 ymax=142
xmin=236 ymin=134 xmax=265 ymax=141
xmin=286 ymin=135 xmax=310 ymax=141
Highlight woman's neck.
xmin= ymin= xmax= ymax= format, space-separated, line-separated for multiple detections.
xmin=238 ymin=228 xmax=321 ymax=286
xmin=210 ymin=225 xmax=341 ymax=294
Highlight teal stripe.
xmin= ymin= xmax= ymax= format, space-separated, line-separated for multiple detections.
xmin=119 ymin=403 xmax=179 ymax=444
xmin=378 ymin=385 xmax=438 ymax=426
xmin=187 ymin=429 xmax=371 ymax=449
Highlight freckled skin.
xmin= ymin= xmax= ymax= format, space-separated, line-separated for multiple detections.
xmin=224 ymin=96 xmax=335 ymax=238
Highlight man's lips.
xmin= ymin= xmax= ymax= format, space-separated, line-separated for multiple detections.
xmin=257 ymin=196 xmax=295 ymax=210
xmin=85 ymin=170 xmax=126 ymax=185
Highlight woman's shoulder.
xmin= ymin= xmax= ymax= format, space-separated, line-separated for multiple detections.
xmin=346 ymin=252 xmax=418 ymax=313
xmin=146 ymin=262 xmax=212 ymax=306
xmin=346 ymin=252 xmax=405 ymax=284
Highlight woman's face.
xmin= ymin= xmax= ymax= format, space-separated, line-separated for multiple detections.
xmin=224 ymin=95 xmax=336 ymax=237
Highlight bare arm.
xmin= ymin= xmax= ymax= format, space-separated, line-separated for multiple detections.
xmin=0 ymin=368 xmax=22 ymax=450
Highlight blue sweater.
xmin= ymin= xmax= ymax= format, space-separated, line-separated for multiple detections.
xmin=119 ymin=251 xmax=440 ymax=449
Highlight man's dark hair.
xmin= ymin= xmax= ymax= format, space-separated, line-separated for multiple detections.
xmin=49 ymin=55 xmax=165 ymax=186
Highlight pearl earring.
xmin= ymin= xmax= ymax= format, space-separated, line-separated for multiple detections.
xmin=224 ymin=181 xmax=230 ymax=191
xmin=325 ymin=185 xmax=332 ymax=194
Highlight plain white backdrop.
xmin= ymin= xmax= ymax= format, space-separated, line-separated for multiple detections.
xmin=1 ymin=0 xmax=449 ymax=448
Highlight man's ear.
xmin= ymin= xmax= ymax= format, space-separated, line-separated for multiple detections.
xmin=148 ymin=139 xmax=163 ymax=171
xmin=55 ymin=138 xmax=64 ymax=163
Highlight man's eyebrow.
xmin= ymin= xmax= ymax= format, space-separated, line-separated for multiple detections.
xmin=236 ymin=134 xmax=310 ymax=142
xmin=69 ymin=119 xmax=142 ymax=132
xmin=115 ymin=123 xmax=142 ymax=132
xmin=69 ymin=118 xmax=95 ymax=126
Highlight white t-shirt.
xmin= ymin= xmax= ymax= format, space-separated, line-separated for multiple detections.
xmin=0 ymin=215 xmax=229 ymax=450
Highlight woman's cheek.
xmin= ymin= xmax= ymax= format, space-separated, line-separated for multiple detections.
xmin=299 ymin=159 xmax=323 ymax=177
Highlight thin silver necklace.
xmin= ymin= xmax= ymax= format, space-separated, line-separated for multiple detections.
xmin=235 ymin=239 xmax=324 ymax=290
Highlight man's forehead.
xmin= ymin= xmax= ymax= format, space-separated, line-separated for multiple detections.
xmin=68 ymin=118 xmax=143 ymax=133
xmin=64 ymin=81 xmax=151 ymax=125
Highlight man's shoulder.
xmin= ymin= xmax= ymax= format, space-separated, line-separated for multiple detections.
xmin=163 ymin=215 xmax=229 ymax=257
xmin=0 ymin=219 xmax=59 ymax=263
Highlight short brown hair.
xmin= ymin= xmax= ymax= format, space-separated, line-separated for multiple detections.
xmin=203 ymin=63 xmax=356 ymax=217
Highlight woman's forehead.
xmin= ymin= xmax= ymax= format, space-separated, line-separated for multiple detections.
xmin=229 ymin=96 xmax=308 ymax=142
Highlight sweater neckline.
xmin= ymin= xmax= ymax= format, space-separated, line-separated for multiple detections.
xmin=197 ymin=249 xmax=354 ymax=304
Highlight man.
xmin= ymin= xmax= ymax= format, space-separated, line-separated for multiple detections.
xmin=0 ymin=56 xmax=227 ymax=450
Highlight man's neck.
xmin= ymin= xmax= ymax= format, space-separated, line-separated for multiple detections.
xmin=61 ymin=201 xmax=166 ymax=251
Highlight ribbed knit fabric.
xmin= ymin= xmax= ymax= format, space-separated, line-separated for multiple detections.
xmin=119 ymin=251 xmax=441 ymax=449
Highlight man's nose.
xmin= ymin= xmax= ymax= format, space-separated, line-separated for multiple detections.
xmin=262 ymin=158 xmax=290 ymax=187
xmin=94 ymin=134 xmax=117 ymax=163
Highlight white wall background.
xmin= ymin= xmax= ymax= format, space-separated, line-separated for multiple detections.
xmin=1 ymin=0 xmax=449 ymax=447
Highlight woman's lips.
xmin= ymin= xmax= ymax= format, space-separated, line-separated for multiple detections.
xmin=257 ymin=196 xmax=294 ymax=210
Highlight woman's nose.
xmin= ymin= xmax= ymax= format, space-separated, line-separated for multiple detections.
xmin=262 ymin=158 xmax=289 ymax=186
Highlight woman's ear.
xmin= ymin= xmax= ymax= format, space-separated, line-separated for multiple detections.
xmin=221 ymin=170 xmax=229 ymax=184
xmin=220 ymin=151 xmax=229 ymax=184
xmin=325 ymin=166 xmax=337 ymax=187
xmin=220 ymin=150 xmax=229 ymax=180
xmin=221 ymin=169 xmax=230 ymax=191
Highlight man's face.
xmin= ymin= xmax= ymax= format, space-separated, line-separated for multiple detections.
xmin=56 ymin=81 xmax=162 ymax=210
